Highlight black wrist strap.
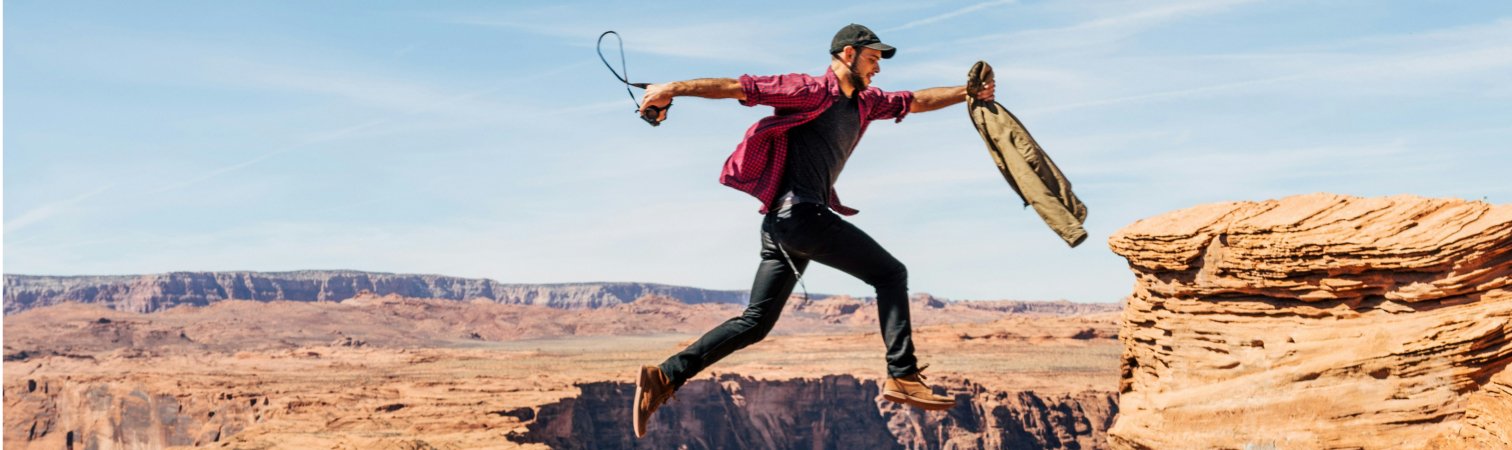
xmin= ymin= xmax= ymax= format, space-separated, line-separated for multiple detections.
xmin=597 ymin=31 xmax=669 ymax=126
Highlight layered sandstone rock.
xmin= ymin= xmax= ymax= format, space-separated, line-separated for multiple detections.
xmin=518 ymin=374 xmax=1117 ymax=450
xmin=1107 ymin=193 xmax=1512 ymax=449
xmin=5 ymin=379 xmax=259 ymax=448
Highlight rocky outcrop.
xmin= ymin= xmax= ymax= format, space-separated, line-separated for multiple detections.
xmin=1106 ymin=193 xmax=1512 ymax=449
xmin=515 ymin=374 xmax=1117 ymax=450
xmin=4 ymin=377 xmax=260 ymax=449
xmin=3 ymin=270 xmax=750 ymax=313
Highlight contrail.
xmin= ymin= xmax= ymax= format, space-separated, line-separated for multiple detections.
xmin=147 ymin=60 xmax=596 ymax=195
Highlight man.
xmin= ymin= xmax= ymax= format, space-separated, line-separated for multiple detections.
xmin=632 ymin=23 xmax=995 ymax=438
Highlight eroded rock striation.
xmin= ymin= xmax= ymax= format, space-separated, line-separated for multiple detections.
xmin=5 ymin=380 xmax=258 ymax=449
xmin=1107 ymin=193 xmax=1512 ymax=449
xmin=517 ymin=374 xmax=1117 ymax=450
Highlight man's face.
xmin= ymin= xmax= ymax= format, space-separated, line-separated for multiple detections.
xmin=847 ymin=47 xmax=883 ymax=88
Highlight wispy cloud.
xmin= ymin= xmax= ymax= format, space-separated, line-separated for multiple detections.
xmin=144 ymin=59 xmax=599 ymax=196
xmin=6 ymin=184 xmax=116 ymax=234
xmin=956 ymin=0 xmax=1262 ymax=54
xmin=884 ymin=0 xmax=1017 ymax=32
xmin=1048 ymin=0 xmax=1259 ymax=35
xmin=449 ymin=18 xmax=803 ymax=65
xmin=143 ymin=119 xmax=387 ymax=195
xmin=208 ymin=59 xmax=513 ymax=119
xmin=1026 ymin=26 xmax=1512 ymax=115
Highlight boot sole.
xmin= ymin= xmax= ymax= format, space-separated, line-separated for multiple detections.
xmin=882 ymin=391 xmax=956 ymax=411
xmin=633 ymin=366 xmax=651 ymax=437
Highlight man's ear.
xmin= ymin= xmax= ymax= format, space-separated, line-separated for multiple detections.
xmin=842 ymin=46 xmax=857 ymax=64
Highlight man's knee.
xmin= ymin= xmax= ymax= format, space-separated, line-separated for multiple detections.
xmin=749 ymin=322 xmax=777 ymax=343
xmin=867 ymin=262 xmax=908 ymax=289
xmin=738 ymin=308 xmax=781 ymax=339
xmin=725 ymin=316 xmax=776 ymax=345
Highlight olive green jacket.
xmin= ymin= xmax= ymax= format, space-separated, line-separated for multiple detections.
xmin=966 ymin=61 xmax=1088 ymax=247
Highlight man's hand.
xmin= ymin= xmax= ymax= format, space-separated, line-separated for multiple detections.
xmin=973 ymin=80 xmax=995 ymax=103
xmin=640 ymin=83 xmax=673 ymax=123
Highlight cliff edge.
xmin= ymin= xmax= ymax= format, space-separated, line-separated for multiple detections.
xmin=1107 ymin=193 xmax=1511 ymax=449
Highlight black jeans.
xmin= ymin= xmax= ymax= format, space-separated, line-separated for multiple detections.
xmin=658 ymin=202 xmax=919 ymax=387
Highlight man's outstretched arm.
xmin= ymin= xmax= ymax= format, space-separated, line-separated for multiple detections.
xmin=639 ymin=78 xmax=745 ymax=122
xmin=909 ymin=81 xmax=995 ymax=113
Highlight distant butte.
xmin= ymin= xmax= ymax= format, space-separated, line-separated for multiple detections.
xmin=2 ymin=271 xmax=751 ymax=313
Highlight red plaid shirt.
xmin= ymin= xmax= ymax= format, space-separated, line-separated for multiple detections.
xmin=721 ymin=67 xmax=914 ymax=216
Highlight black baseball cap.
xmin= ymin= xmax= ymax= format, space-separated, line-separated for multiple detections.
xmin=830 ymin=23 xmax=896 ymax=59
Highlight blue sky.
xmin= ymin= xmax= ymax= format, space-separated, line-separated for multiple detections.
xmin=5 ymin=1 xmax=1510 ymax=303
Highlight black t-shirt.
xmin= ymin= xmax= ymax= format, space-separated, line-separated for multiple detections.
xmin=780 ymin=92 xmax=861 ymax=205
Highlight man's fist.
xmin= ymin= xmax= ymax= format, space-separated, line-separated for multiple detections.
xmin=973 ymin=80 xmax=995 ymax=102
xmin=640 ymin=84 xmax=673 ymax=123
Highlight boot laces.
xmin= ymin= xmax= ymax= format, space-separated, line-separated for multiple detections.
xmin=913 ymin=363 xmax=933 ymax=387
xmin=641 ymin=378 xmax=677 ymax=410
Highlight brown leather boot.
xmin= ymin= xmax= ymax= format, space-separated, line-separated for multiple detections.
xmin=633 ymin=365 xmax=676 ymax=438
xmin=881 ymin=364 xmax=956 ymax=411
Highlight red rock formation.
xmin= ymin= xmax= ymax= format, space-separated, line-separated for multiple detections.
xmin=5 ymin=288 xmax=1120 ymax=448
xmin=4 ymin=379 xmax=260 ymax=448
xmin=1107 ymin=193 xmax=1512 ymax=449
xmin=517 ymin=374 xmax=1117 ymax=450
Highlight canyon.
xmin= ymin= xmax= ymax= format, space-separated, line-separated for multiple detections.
xmin=4 ymin=291 xmax=1120 ymax=449
xmin=8 ymin=192 xmax=1509 ymax=449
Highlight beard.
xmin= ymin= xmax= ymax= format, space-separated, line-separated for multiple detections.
xmin=847 ymin=56 xmax=868 ymax=91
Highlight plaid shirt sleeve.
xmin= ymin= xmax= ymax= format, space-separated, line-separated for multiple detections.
xmin=738 ymin=73 xmax=826 ymax=109
xmin=861 ymin=88 xmax=914 ymax=123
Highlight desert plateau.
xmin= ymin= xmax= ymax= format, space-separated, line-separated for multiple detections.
xmin=5 ymin=193 xmax=1510 ymax=450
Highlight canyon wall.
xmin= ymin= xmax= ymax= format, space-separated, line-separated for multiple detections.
xmin=3 ymin=271 xmax=750 ymax=313
xmin=5 ymin=376 xmax=261 ymax=449
xmin=4 ymin=271 xmax=1119 ymax=316
xmin=7 ymin=372 xmax=1116 ymax=450
xmin=517 ymin=374 xmax=1117 ymax=450
xmin=1106 ymin=193 xmax=1512 ymax=449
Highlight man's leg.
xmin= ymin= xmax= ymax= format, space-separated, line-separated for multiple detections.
xmin=657 ymin=218 xmax=809 ymax=388
xmin=638 ymin=219 xmax=807 ymax=437
xmin=772 ymin=207 xmax=954 ymax=410
xmin=770 ymin=205 xmax=917 ymax=377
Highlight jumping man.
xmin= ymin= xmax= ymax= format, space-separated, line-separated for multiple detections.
xmin=632 ymin=24 xmax=995 ymax=438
